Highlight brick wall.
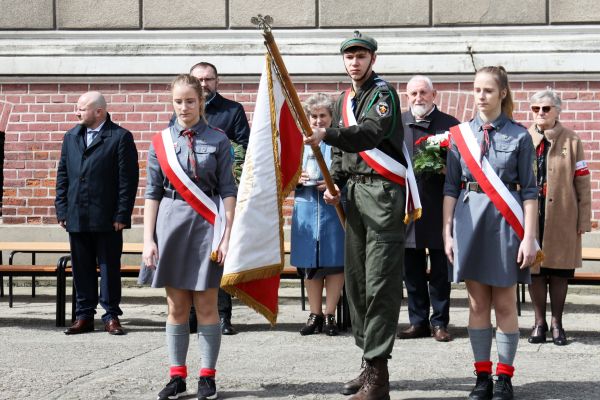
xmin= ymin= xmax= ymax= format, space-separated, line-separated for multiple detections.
xmin=1 ymin=80 xmax=599 ymax=228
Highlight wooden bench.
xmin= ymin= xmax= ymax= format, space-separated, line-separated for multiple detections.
xmin=0 ymin=261 xmax=68 ymax=326
xmin=58 ymin=257 xmax=308 ymax=327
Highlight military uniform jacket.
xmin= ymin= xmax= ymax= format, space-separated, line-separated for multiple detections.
xmin=403 ymin=107 xmax=459 ymax=249
xmin=324 ymin=72 xmax=406 ymax=187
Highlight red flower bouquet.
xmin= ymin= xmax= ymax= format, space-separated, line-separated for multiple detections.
xmin=412 ymin=131 xmax=450 ymax=176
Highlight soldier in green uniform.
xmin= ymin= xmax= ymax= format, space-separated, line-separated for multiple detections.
xmin=305 ymin=31 xmax=406 ymax=400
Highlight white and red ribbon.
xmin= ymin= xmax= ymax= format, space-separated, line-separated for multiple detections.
xmin=152 ymin=128 xmax=225 ymax=254
xmin=450 ymin=122 xmax=543 ymax=265
xmin=342 ymin=89 xmax=422 ymax=223
xmin=575 ymin=160 xmax=590 ymax=177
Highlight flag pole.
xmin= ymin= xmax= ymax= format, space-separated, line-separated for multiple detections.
xmin=251 ymin=15 xmax=346 ymax=227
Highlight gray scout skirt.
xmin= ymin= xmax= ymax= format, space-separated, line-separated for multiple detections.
xmin=149 ymin=196 xmax=223 ymax=291
xmin=451 ymin=189 xmax=531 ymax=287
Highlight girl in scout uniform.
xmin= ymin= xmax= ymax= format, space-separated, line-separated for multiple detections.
xmin=443 ymin=66 xmax=538 ymax=400
xmin=142 ymin=74 xmax=237 ymax=400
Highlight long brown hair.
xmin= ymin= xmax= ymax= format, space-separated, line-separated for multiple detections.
xmin=476 ymin=66 xmax=513 ymax=119
xmin=170 ymin=74 xmax=205 ymax=117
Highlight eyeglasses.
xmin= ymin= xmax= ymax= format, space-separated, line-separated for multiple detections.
xmin=531 ymin=105 xmax=553 ymax=113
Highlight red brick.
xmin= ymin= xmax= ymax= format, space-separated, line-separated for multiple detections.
xmin=150 ymin=84 xmax=170 ymax=92
xmin=565 ymin=101 xmax=600 ymax=111
xmin=42 ymin=216 xmax=58 ymax=224
xmin=1 ymin=84 xmax=28 ymax=93
xmin=36 ymin=113 xmax=50 ymax=122
xmin=121 ymin=84 xmax=150 ymax=92
xmin=26 ymin=217 xmax=42 ymax=224
xmin=59 ymin=84 xmax=89 ymax=93
xmin=2 ymin=217 xmax=26 ymax=224
xmin=4 ymin=197 xmax=26 ymax=206
xmin=134 ymin=104 xmax=165 ymax=112
xmin=32 ymin=208 xmax=50 ymax=215
xmin=29 ymin=198 xmax=54 ymax=206
xmin=142 ymin=113 xmax=158 ymax=122
xmin=28 ymin=123 xmax=59 ymax=131
xmin=2 ymin=207 xmax=16 ymax=216
xmin=50 ymin=113 xmax=66 ymax=122
xmin=44 ymin=104 xmax=74 ymax=113
xmin=142 ymin=94 xmax=158 ymax=102
xmin=218 ymin=83 xmax=243 ymax=92
xmin=89 ymin=84 xmax=120 ymax=93
xmin=554 ymin=81 xmax=588 ymax=91
xmin=110 ymin=104 xmax=135 ymax=112
xmin=30 ymin=105 xmax=43 ymax=112
xmin=128 ymin=94 xmax=142 ymax=102
xmin=17 ymin=170 xmax=33 ymax=179
xmin=5 ymin=160 xmax=25 ymax=169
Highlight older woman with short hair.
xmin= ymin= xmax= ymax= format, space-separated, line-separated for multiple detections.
xmin=291 ymin=93 xmax=345 ymax=336
xmin=527 ymin=88 xmax=591 ymax=346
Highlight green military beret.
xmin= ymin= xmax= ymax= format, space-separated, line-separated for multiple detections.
xmin=340 ymin=30 xmax=378 ymax=53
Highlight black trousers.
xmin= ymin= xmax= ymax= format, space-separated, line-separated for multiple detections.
xmin=218 ymin=288 xmax=232 ymax=319
xmin=69 ymin=231 xmax=123 ymax=323
xmin=403 ymin=248 xmax=450 ymax=328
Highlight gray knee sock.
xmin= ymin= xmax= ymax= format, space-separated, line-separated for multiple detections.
xmin=468 ymin=326 xmax=493 ymax=362
xmin=197 ymin=323 xmax=222 ymax=371
xmin=166 ymin=323 xmax=189 ymax=367
xmin=496 ymin=331 xmax=520 ymax=366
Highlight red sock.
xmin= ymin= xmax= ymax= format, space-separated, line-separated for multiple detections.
xmin=170 ymin=365 xmax=187 ymax=378
xmin=474 ymin=361 xmax=493 ymax=374
xmin=496 ymin=363 xmax=515 ymax=377
xmin=200 ymin=368 xmax=216 ymax=378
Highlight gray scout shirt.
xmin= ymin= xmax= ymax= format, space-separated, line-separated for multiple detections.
xmin=444 ymin=113 xmax=537 ymax=201
xmin=145 ymin=119 xmax=237 ymax=200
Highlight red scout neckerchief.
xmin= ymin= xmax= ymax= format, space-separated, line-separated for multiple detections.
xmin=152 ymin=128 xmax=225 ymax=260
xmin=449 ymin=122 xmax=544 ymax=266
xmin=341 ymin=88 xmax=422 ymax=223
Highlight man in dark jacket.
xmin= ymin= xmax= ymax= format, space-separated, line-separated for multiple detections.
xmin=56 ymin=91 xmax=139 ymax=335
xmin=397 ymin=75 xmax=459 ymax=342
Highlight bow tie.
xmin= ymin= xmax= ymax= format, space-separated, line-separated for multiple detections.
xmin=408 ymin=119 xmax=431 ymax=129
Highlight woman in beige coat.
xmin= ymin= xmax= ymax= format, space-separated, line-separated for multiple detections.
xmin=527 ymin=88 xmax=591 ymax=346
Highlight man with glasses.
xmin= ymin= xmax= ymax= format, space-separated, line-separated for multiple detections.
xmin=187 ymin=62 xmax=250 ymax=336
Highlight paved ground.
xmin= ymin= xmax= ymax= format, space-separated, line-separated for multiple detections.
xmin=1 ymin=281 xmax=599 ymax=400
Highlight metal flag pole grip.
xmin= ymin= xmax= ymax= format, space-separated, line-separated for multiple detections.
xmin=251 ymin=15 xmax=346 ymax=227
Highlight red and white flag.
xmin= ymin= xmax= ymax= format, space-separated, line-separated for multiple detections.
xmin=221 ymin=54 xmax=303 ymax=325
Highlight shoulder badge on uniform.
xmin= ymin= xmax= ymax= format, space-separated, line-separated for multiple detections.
xmin=376 ymin=101 xmax=390 ymax=117
xmin=375 ymin=80 xmax=387 ymax=87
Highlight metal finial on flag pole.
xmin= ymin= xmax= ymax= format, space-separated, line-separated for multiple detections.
xmin=251 ymin=15 xmax=346 ymax=227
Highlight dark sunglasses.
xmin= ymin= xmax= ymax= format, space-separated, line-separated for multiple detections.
xmin=531 ymin=105 xmax=553 ymax=113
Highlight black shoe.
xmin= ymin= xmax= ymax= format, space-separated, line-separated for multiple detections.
xmin=220 ymin=317 xmax=237 ymax=335
xmin=157 ymin=376 xmax=187 ymax=400
xmin=468 ymin=372 xmax=494 ymax=400
xmin=491 ymin=374 xmax=513 ymax=400
xmin=324 ymin=314 xmax=338 ymax=336
xmin=299 ymin=313 xmax=324 ymax=335
xmin=527 ymin=321 xmax=547 ymax=344
xmin=551 ymin=324 xmax=568 ymax=346
xmin=197 ymin=376 xmax=218 ymax=400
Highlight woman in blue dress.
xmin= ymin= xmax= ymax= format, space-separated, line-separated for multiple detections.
xmin=291 ymin=93 xmax=345 ymax=336
xmin=443 ymin=66 xmax=538 ymax=400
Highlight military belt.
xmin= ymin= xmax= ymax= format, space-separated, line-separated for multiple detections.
xmin=164 ymin=187 xmax=216 ymax=200
xmin=461 ymin=181 xmax=520 ymax=193
xmin=349 ymin=174 xmax=386 ymax=184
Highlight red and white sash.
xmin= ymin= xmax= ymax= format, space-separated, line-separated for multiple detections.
xmin=152 ymin=128 xmax=225 ymax=256
xmin=450 ymin=122 xmax=543 ymax=262
xmin=342 ymin=89 xmax=422 ymax=223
